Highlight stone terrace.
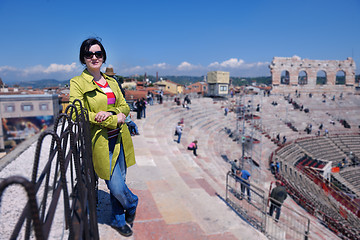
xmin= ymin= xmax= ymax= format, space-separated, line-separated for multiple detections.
xmin=2 ymin=91 xmax=360 ymax=239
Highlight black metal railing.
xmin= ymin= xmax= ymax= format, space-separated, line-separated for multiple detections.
xmin=226 ymin=171 xmax=310 ymax=240
xmin=0 ymin=99 xmax=99 ymax=240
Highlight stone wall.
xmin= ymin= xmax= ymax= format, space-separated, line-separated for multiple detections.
xmin=269 ymin=56 xmax=356 ymax=90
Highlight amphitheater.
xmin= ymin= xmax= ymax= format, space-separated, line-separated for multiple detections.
xmin=0 ymin=89 xmax=360 ymax=240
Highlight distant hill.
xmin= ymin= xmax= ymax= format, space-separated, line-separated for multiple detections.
xmin=11 ymin=79 xmax=70 ymax=88
xmin=9 ymin=74 xmax=359 ymax=89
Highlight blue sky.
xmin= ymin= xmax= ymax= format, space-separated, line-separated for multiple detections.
xmin=0 ymin=0 xmax=359 ymax=82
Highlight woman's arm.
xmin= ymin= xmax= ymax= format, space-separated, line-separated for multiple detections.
xmin=69 ymin=78 xmax=118 ymax=129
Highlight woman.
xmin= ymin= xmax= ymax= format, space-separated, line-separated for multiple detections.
xmin=187 ymin=140 xmax=198 ymax=156
xmin=69 ymin=38 xmax=138 ymax=237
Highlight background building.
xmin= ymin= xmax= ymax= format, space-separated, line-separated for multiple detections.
xmin=207 ymin=71 xmax=230 ymax=97
xmin=154 ymin=79 xmax=184 ymax=94
xmin=0 ymin=94 xmax=60 ymax=152
xmin=184 ymin=82 xmax=208 ymax=96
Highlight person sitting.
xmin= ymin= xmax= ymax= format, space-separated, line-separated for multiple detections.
xmin=187 ymin=140 xmax=198 ymax=156
xmin=183 ymin=102 xmax=190 ymax=110
xmin=125 ymin=114 xmax=139 ymax=136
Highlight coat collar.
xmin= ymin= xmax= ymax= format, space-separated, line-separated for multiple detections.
xmin=80 ymin=69 xmax=119 ymax=93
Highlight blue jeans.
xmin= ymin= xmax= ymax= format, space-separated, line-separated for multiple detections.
xmin=269 ymin=202 xmax=281 ymax=220
xmin=127 ymin=121 xmax=139 ymax=135
xmin=177 ymin=132 xmax=182 ymax=143
xmin=105 ymin=138 xmax=138 ymax=227
xmin=240 ymin=181 xmax=251 ymax=200
xmin=142 ymin=108 xmax=146 ymax=118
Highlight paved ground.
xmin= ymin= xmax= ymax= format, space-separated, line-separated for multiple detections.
xmin=1 ymin=91 xmax=360 ymax=239
xmin=97 ymin=97 xmax=268 ymax=240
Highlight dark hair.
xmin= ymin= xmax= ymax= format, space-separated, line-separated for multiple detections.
xmin=79 ymin=38 xmax=107 ymax=65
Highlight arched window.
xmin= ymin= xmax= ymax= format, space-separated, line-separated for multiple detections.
xmin=298 ymin=71 xmax=308 ymax=85
xmin=281 ymin=70 xmax=290 ymax=85
xmin=336 ymin=70 xmax=346 ymax=85
xmin=316 ymin=70 xmax=327 ymax=85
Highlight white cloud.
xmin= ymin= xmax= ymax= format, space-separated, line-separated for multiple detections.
xmin=207 ymin=58 xmax=270 ymax=77
xmin=18 ymin=63 xmax=79 ymax=76
xmin=128 ymin=66 xmax=143 ymax=72
xmin=148 ymin=63 xmax=169 ymax=69
xmin=0 ymin=63 xmax=82 ymax=82
xmin=209 ymin=58 xmax=245 ymax=68
xmin=44 ymin=63 xmax=78 ymax=73
xmin=101 ymin=64 xmax=114 ymax=73
xmin=0 ymin=66 xmax=17 ymax=72
xmin=177 ymin=61 xmax=199 ymax=71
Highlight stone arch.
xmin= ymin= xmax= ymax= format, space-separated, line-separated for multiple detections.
xmin=298 ymin=70 xmax=308 ymax=85
xmin=281 ymin=70 xmax=290 ymax=85
xmin=269 ymin=56 xmax=356 ymax=87
xmin=316 ymin=70 xmax=327 ymax=85
xmin=336 ymin=70 xmax=346 ymax=85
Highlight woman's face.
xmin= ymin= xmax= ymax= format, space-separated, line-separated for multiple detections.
xmin=84 ymin=44 xmax=103 ymax=72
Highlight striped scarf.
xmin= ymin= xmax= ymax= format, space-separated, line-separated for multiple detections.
xmin=95 ymin=80 xmax=119 ymax=139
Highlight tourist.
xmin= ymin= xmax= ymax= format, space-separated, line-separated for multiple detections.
xmin=276 ymin=161 xmax=280 ymax=173
xmin=174 ymin=97 xmax=181 ymax=105
xmin=187 ymin=140 xmax=198 ymax=156
xmin=147 ymin=91 xmax=153 ymax=105
xmin=175 ymin=122 xmax=183 ymax=143
xmin=135 ymin=99 xmax=142 ymax=119
xmin=69 ymin=38 xmax=138 ymax=237
xmin=224 ymin=107 xmax=229 ymax=116
xmin=269 ymin=180 xmax=288 ymax=222
xmin=141 ymin=98 xmax=147 ymax=118
xmin=184 ymin=95 xmax=191 ymax=105
xmin=125 ymin=113 xmax=139 ymax=136
xmin=159 ymin=90 xmax=163 ymax=104
xmin=324 ymin=129 xmax=329 ymax=136
xmin=270 ymin=161 xmax=276 ymax=175
xmin=231 ymin=159 xmax=239 ymax=175
xmin=183 ymin=102 xmax=190 ymax=110
xmin=239 ymin=169 xmax=251 ymax=201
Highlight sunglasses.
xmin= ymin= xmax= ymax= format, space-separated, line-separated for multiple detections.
xmin=84 ymin=51 xmax=103 ymax=59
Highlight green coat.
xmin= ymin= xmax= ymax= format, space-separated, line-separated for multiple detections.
xmin=69 ymin=70 xmax=136 ymax=180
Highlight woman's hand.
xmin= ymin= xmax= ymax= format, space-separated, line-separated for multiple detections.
xmin=117 ymin=113 xmax=126 ymax=124
xmin=95 ymin=111 xmax=112 ymax=122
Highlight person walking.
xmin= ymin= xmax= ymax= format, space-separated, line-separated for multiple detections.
xmin=175 ymin=122 xmax=183 ymax=143
xmin=269 ymin=180 xmax=288 ymax=222
xmin=70 ymin=38 xmax=138 ymax=237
